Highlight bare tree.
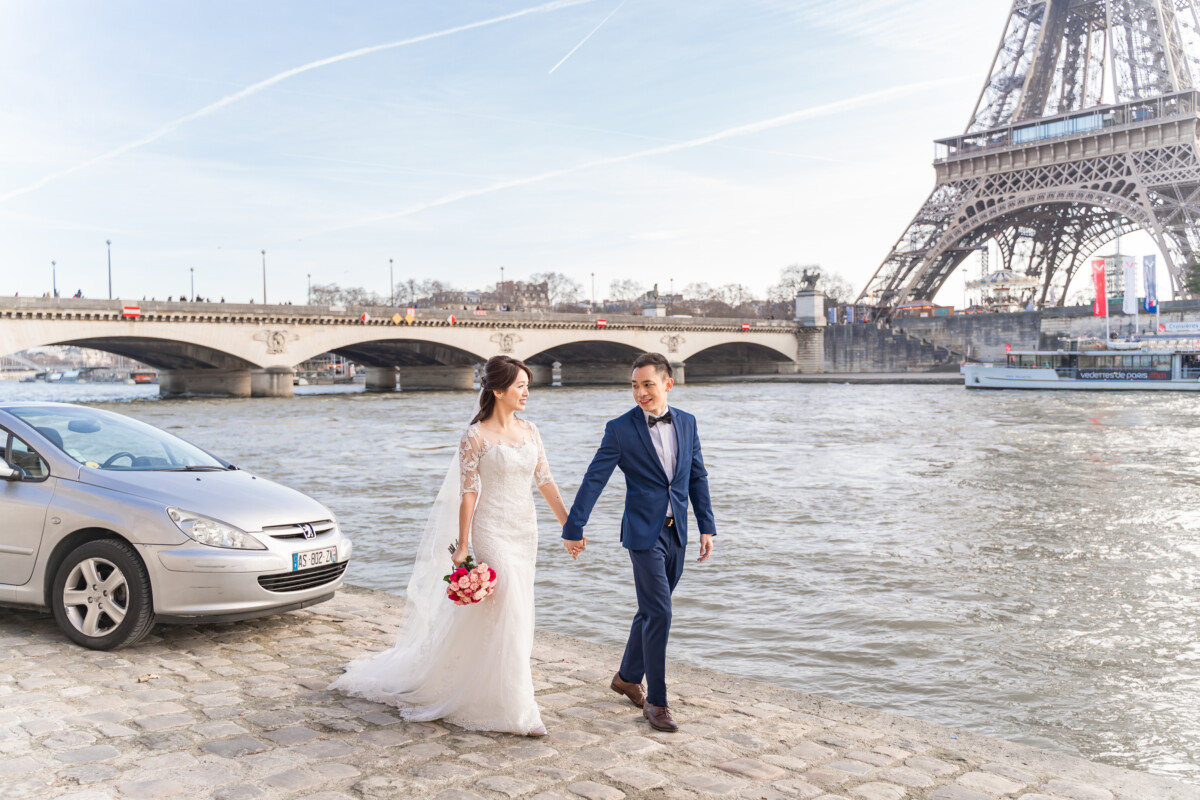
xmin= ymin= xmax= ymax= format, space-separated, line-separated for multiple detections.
xmin=310 ymin=283 xmax=343 ymax=305
xmin=341 ymin=286 xmax=385 ymax=306
xmin=531 ymin=271 xmax=582 ymax=307
xmin=715 ymin=283 xmax=754 ymax=307
xmin=768 ymin=264 xmax=854 ymax=305
xmin=310 ymin=283 xmax=383 ymax=306
xmin=675 ymin=282 xmax=739 ymax=317
xmin=391 ymin=278 xmax=428 ymax=306
xmin=608 ymin=279 xmax=645 ymax=303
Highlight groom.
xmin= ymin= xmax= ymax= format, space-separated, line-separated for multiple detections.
xmin=562 ymin=352 xmax=716 ymax=733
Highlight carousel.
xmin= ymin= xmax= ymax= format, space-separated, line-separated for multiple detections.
xmin=963 ymin=270 xmax=1040 ymax=313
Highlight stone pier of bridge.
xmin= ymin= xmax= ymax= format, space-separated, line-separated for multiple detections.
xmin=159 ymin=368 xmax=296 ymax=399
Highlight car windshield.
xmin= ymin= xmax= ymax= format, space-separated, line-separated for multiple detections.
xmin=5 ymin=406 xmax=226 ymax=471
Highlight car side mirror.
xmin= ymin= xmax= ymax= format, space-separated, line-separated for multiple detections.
xmin=0 ymin=461 xmax=21 ymax=481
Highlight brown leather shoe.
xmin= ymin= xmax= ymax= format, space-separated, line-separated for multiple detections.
xmin=643 ymin=703 xmax=679 ymax=732
xmin=610 ymin=672 xmax=645 ymax=708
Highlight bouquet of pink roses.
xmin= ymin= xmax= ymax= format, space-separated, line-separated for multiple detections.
xmin=443 ymin=546 xmax=497 ymax=606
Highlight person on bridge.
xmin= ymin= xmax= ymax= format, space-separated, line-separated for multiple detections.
xmin=562 ymin=352 xmax=717 ymax=734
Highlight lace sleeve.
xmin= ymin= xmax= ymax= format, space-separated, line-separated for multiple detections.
xmin=459 ymin=427 xmax=483 ymax=496
xmin=530 ymin=422 xmax=554 ymax=487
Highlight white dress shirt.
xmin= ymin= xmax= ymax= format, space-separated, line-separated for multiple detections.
xmin=642 ymin=406 xmax=677 ymax=518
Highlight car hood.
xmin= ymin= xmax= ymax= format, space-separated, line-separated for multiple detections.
xmin=77 ymin=468 xmax=333 ymax=531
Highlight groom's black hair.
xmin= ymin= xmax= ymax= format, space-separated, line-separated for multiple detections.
xmin=631 ymin=352 xmax=672 ymax=380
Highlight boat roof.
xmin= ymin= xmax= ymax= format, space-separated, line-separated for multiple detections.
xmin=1008 ymin=349 xmax=1195 ymax=355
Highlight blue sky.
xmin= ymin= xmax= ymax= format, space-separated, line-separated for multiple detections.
xmin=2 ymin=0 xmax=1126 ymax=305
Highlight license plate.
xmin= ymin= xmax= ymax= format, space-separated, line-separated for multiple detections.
xmin=293 ymin=547 xmax=337 ymax=571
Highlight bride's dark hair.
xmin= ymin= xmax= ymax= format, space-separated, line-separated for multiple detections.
xmin=471 ymin=355 xmax=533 ymax=425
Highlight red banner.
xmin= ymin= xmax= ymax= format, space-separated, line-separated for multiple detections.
xmin=1091 ymin=259 xmax=1107 ymax=317
xmin=596 ymin=318 xmax=607 ymax=328
xmin=122 ymin=305 xmax=140 ymax=318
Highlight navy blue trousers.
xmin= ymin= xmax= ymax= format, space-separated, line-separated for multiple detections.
xmin=619 ymin=522 xmax=685 ymax=707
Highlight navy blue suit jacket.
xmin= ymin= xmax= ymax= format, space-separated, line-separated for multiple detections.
xmin=563 ymin=406 xmax=716 ymax=551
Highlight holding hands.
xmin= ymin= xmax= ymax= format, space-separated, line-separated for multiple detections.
xmin=563 ymin=537 xmax=586 ymax=560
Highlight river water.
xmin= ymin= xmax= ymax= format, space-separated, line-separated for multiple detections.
xmin=3 ymin=380 xmax=1199 ymax=782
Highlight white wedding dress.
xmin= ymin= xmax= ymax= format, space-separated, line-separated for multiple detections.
xmin=330 ymin=418 xmax=553 ymax=735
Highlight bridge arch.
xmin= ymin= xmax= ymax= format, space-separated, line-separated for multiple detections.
xmin=287 ymin=327 xmax=490 ymax=368
xmin=894 ymin=185 xmax=1170 ymax=309
xmin=684 ymin=341 xmax=797 ymax=380
xmin=325 ymin=339 xmax=485 ymax=368
xmin=520 ymin=339 xmax=646 ymax=386
xmin=44 ymin=336 xmax=256 ymax=372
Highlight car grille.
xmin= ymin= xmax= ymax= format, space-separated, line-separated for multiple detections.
xmin=261 ymin=519 xmax=337 ymax=540
xmin=258 ymin=561 xmax=348 ymax=593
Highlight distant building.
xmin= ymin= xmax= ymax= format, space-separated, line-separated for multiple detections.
xmin=480 ymin=280 xmax=550 ymax=311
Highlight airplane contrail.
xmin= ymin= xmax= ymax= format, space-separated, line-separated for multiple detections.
xmin=0 ymin=0 xmax=594 ymax=205
xmin=318 ymin=76 xmax=967 ymax=234
xmin=549 ymin=0 xmax=626 ymax=74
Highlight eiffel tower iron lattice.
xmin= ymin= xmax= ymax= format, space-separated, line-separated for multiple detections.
xmin=858 ymin=0 xmax=1200 ymax=315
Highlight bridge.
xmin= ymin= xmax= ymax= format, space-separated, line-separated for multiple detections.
xmin=0 ymin=298 xmax=816 ymax=397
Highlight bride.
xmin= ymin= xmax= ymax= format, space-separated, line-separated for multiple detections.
xmin=329 ymin=355 xmax=571 ymax=736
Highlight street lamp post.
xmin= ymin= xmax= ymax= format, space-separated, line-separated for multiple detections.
xmin=106 ymin=239 xmax=112 ymax=299
xmin=591 ymin=272 xmax=595 ymax=311
xmin=51 ymin=260 xmax=57 ymax=298
xmin=261 ymin=250 xmax=267 ymax=305
xmin=499 ymin=265 xmax=505 ymax=311
xmin=389 ymin=258 xmax=394 ymax=306
xmin=307 ymin=273 xmax=312 ymax=305
xmin=190 ymin=267 xmax=195 ymax=301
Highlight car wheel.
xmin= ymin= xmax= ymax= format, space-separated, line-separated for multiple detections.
xmin=51 ymin=539 xmax=156 ymax=650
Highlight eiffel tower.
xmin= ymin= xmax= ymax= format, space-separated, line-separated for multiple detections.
xmin=859 ymin=0 xmax=1200 ymax=314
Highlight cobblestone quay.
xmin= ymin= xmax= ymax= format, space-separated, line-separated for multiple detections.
xmin=1 ymin=584 xmax=1194 ymax=800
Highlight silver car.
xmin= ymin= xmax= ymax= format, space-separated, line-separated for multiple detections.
xmin=0 ymin=401 xmax=352 ymax=650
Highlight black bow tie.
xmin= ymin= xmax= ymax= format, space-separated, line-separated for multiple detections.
xmin=647 ymin=411 xmax=673 ymax=427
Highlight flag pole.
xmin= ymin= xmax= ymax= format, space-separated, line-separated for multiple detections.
xmin=1105 ymin=257 xmax=1111 ymax=343
xmin=1156 ymin=254 xmax=1161 ymax=334
xmin=1112 ymin=232 xmax=1119 ymax=343
xmin=1134 ymin=265 xmax=1139 ymax=337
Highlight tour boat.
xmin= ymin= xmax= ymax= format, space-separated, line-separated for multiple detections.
xmin=963 ymin=347 xmax=1200 ymax=390
xmin=130 ymin=370 xmax=158 ymax=384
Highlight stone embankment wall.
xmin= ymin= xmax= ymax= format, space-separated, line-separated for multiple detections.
xmin=1038 ymin=299 xmax=1200 ymax=348
xmin=823 ymin=323 xmax=959 ymax=373
xmin=895 ymin=312 xmax=1041 ymax=362
xmin=895 ymin=300 xmax=1200 ymax=363
xmin=819 ymin=300 xmax=1200 ymax=372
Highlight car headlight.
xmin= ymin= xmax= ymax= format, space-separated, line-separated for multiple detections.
xmin=167 ymin=508 xmax=266 ymax=550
